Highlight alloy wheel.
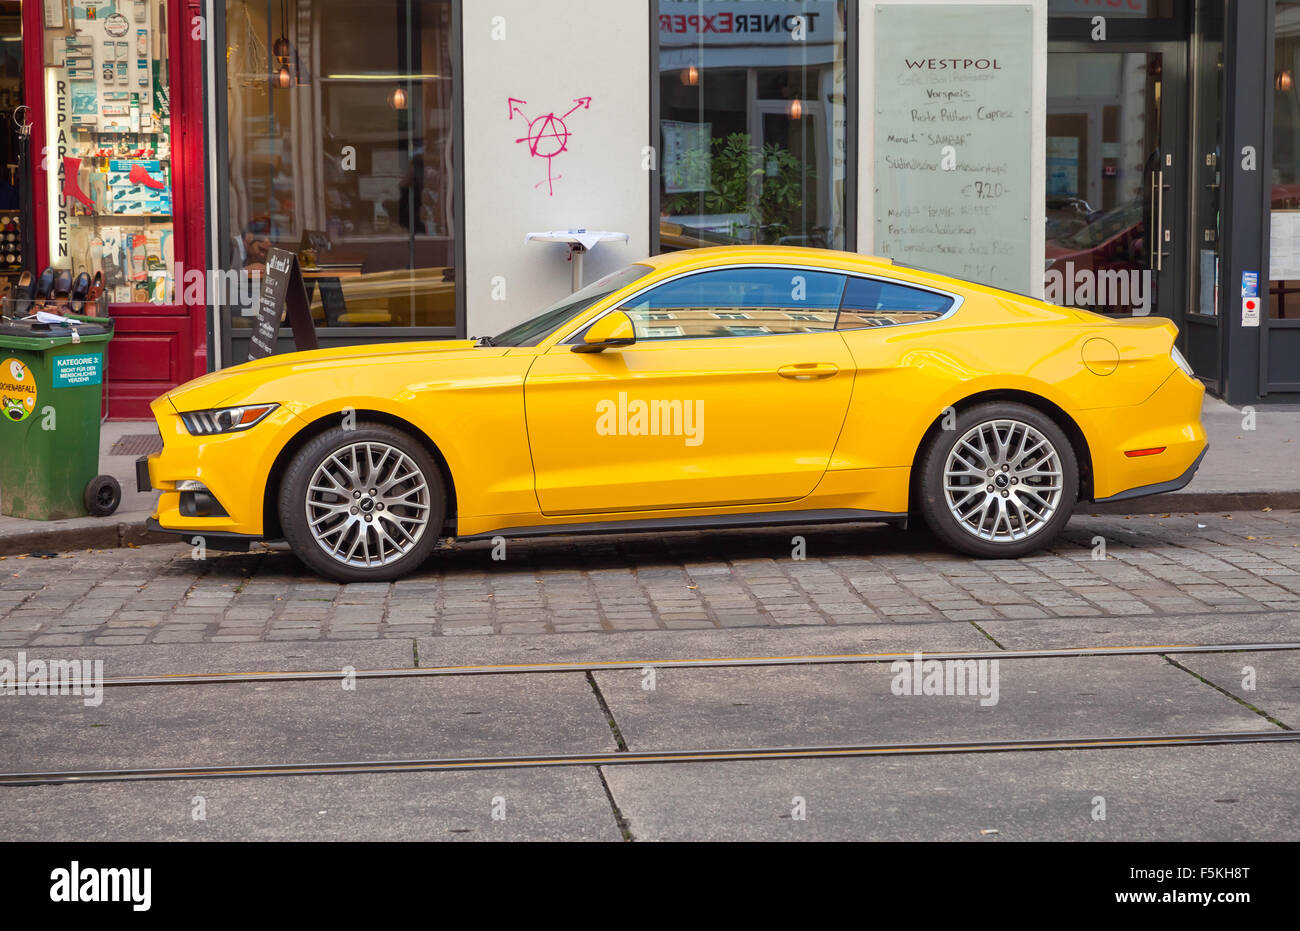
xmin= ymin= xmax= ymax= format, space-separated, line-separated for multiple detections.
xmin=942 ymin=419 xmax=1064 ymax=543
xmin=304 ymin=441 xmax=431 ymax=568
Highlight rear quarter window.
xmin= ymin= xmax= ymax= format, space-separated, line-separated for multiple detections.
xmin=836 ymin=277 xmax=954 ymax=329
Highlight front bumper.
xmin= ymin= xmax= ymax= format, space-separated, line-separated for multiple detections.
xmin=142 ymin=395 xmax=303 ymax=537
xmin=145 ymin=518 xmax=261 ymax=552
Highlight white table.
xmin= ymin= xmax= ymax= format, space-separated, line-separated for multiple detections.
xmin=525 ymin=230 xmax=629 ymax=292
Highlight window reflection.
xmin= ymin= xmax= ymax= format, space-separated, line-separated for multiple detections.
xmin=1044 ymin=51 xmax=1163 ymax=315
xmin=657 ymin=0 xmax=849 ymax=252
xmin=223 ymin=0 xmax=456 ymax=332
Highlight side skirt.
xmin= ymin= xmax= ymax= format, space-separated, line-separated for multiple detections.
xmin=456 ymin=508 xmax=908 ymax=542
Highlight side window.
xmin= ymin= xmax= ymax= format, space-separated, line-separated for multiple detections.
xmin=620 ymin=268 xmax=846 ymax=340
xmin=836 ymin=278 xmax=954 ymax=329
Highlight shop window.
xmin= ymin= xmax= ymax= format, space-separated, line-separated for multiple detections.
xmin=656 ymin=0 xmax=850 ymax=252
xmin=1271 ymin=1 xmax=1300 ymax=319
xmin=0 ymin=7 xmax=23 ymax=277
xmin=222 ymin=0 xmax=456 ymax=337
xmin=1047 ymin=0 xmax=1181 ymax=23
xmin=43 ymin=0 xmax=175 ymax=304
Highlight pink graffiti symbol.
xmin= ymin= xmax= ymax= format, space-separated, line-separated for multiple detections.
xmin=509 ymin=96 xmax=592 ymax=196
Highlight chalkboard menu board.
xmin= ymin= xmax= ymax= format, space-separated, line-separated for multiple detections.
xmin=874 ymin=4 xmax=1033 ymax=293
xmin=245 ymin=248 xmax=319 ymax=362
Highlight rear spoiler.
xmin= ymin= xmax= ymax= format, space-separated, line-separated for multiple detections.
xmin=1106 ymin=316 xmax=1179 ymax=358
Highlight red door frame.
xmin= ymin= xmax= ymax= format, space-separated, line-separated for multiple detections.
xmin=22 ymin=0 xmax=208 ymax=419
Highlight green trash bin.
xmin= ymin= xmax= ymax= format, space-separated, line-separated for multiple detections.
xmin=0 ymin=313 xmax=120 ymax=521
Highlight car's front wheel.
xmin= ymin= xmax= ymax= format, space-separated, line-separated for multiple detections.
xmin=279 ymin=423 xmax=446 ymax=582
xmin=918 ymin=402 xmax=1078 ymax=558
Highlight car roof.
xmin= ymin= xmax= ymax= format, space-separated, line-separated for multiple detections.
xmin=637 ymin=245 xmax=896 ymax=275
xmin=630 ymin=246 xmax=1087 ymax=321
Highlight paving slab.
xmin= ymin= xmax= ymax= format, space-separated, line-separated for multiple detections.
xmin=0 ymin=768 xmax=621 ymax=842
xmin=1 ymin=673 xmax=615 ymax=772
xmin=591 ymin=655 xmax=1275 ymax=751
xmin=1175 ymin=650 xmax=1300 ymax=730
xmin=415 ymin=623 xmax=992 ymax=668
xmin=602 ymin=743 xmax=1300 ymax=841
xmin=981 ymin=611 xmax=1300 ymax=651
xmin=0 ymin=640 xmax=416 ymax=677
xmin=1189 ymin=397 xmax=1300 ymax=495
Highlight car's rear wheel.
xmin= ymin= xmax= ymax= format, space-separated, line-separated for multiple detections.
xmin=918 ymin=402 xmax=1078 ymax=558
xmin=279 ymin=423 xmax=446 ymax=582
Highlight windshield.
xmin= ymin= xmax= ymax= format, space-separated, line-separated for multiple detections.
xmin=488 ymin=264 xmax=653 ymax=347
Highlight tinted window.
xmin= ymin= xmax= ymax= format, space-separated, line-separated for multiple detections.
xmin=836 ymin=277 xmax=954 ymax=329
xmin=619 ymin=268 xmax=846 ymax=340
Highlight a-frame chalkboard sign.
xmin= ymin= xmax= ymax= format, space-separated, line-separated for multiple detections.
xmin=245 ymin=248 xmax=320 ymax=361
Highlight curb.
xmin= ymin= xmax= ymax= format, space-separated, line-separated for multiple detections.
xmin=0 ymin=520 xmax=173 ymax=557
xmin=1 ymin=492 xmax=1297 ymax=557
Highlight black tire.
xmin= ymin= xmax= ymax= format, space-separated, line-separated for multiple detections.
xmin=917 ymin=402 xmax=1078 ymax=558
xmin=278 ymin=423 xmax=447 ymax=582
xmin=84 ymin=474 xmax=121 ymax=517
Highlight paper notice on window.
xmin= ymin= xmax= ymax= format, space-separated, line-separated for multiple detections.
xmin=873 ymin=4 xmax=1034 ymax=294
xmin=1269 ymin=211 xmax=1300 ymax=281
xmin=662 ymin=120 xmax=712 ymax=195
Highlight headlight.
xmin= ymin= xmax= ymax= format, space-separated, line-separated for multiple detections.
xmin=1170 ymin=346 xmax=1195 ymax=378
xmin=180 ymin=403 xmax=279 ymax=436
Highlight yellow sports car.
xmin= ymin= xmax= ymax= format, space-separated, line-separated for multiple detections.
xmin=138 ymin=246 xmax=1206 ymax=581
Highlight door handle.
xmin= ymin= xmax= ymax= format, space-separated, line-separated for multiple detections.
xmin=1150 ymin=163 xmax=1170 ymax=273
xmin=778 ymin=363 xmax=839 ymax=380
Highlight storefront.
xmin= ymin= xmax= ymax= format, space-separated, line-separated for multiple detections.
xmin=212 ymin=0 xmax=462 ymax=367
xmin=648 ymin=0 xmax=1285 ymax=408
xmin=13 ymin=0 xmax=1300 ymax=415
xmin=21 ymin=0 xmax=205 ymax=419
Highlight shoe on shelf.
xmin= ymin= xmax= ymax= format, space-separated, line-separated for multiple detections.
xmin=10 ymin=270 xmax=33 ymax=315
xmin=52 ymin=268 xmax=73 ymax=299
xmin=69 ymin=270 xmax=91 ymax=313
xmin=33 ymin=266 xmax=55 ymax=300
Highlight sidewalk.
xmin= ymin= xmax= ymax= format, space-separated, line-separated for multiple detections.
xmin=0 ymin=420 xmax=167 ymax=556
xmin=0 ymin=396 xmax=1297 ymax=556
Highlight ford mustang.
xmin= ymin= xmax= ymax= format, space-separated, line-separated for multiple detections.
xmin=137 ymin=246 xmax=1207 ymax=581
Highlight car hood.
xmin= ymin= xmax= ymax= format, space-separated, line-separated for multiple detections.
xmin=162 ymin=339 xmax=495 ymax=411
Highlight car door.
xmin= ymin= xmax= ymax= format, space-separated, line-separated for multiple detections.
xmin=523 ymin=266 xmax=856 ymax=516
xmin=830 ymin=274 xmax=962 ymax=472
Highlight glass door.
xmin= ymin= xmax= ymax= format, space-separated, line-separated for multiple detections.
xmin=1184 ymin=0 xmax=1225 ymax=389
xmin=1045 ymin=43 xmax=1188 ymax=322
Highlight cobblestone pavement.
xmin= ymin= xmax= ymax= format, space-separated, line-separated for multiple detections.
xmin=2 ymin=510 xmax=1299 ymax=647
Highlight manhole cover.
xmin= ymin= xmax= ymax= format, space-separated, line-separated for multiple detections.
xmin=109 ymin=433 xmax=163 ymax=456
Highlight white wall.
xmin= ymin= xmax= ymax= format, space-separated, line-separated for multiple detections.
xmin=462 ymin=1 xmax=650 ymax=335
xmin=857 ymin=0 xmax=1048 ymax=297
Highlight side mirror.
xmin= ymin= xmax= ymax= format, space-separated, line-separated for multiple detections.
xmin=573 ymin=310 xmax=636 ymax=353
